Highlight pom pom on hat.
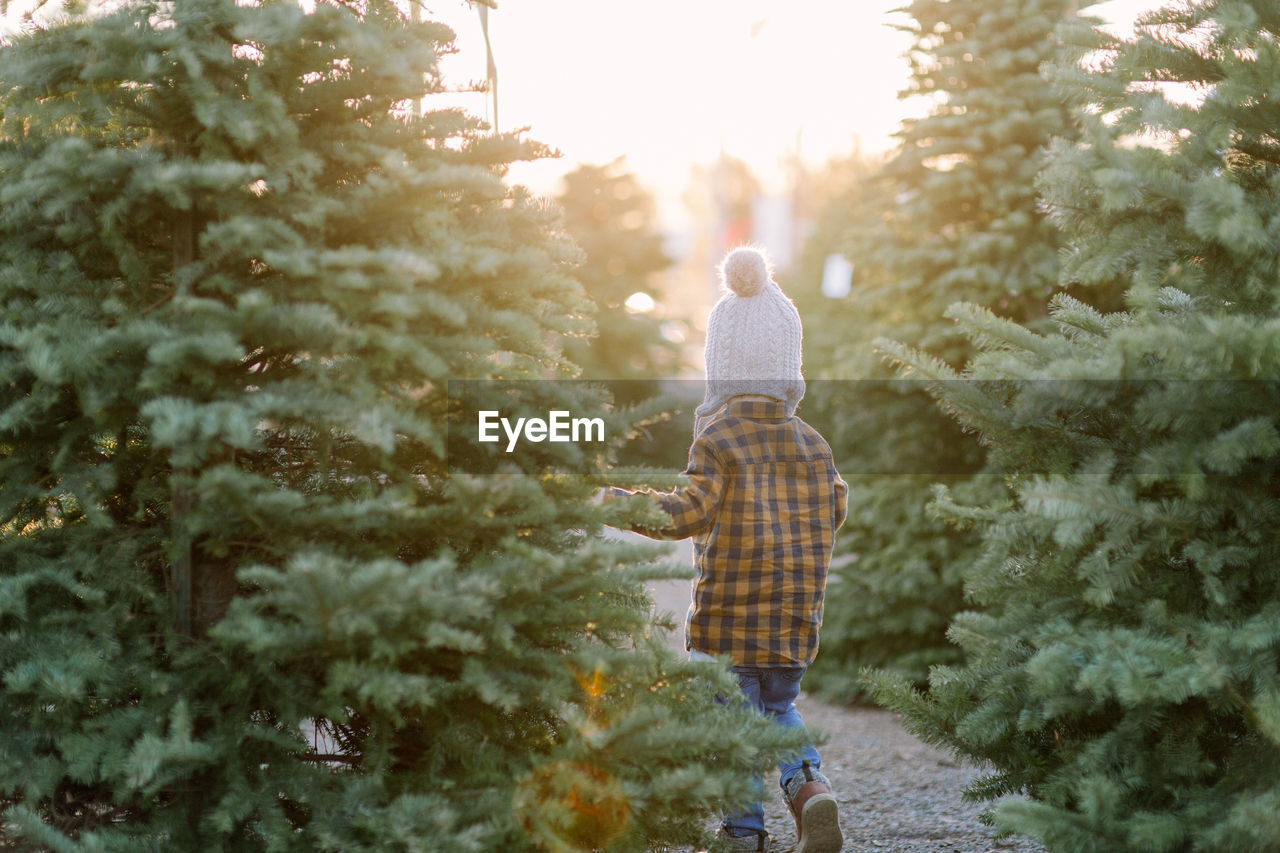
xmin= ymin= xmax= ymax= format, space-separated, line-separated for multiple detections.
xmin=694 ymin=245 xmax=805 ymax=435
xmin=720 ymin=246 xmax=771 ymax=296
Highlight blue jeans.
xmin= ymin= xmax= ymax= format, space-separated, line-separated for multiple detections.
xmin=690 ymin=649 xmax=823 ymax=838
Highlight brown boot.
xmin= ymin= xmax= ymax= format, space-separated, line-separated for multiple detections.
xmin=783 ymin=762 xmax=842 ymax=853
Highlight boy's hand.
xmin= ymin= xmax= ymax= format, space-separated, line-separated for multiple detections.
xmin=592 ymin=486 xmax=630 ymax=506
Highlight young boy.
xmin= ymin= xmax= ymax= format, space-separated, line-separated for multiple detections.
xmin=611 ymin=247 xmax=848 ymax=853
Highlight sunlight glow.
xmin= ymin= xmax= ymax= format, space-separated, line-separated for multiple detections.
xmin=427 ymin=0 xmax=920 ymax=200
xmin=425 ymin=0 xmax=1169 ymax=216
xmin=0 ymin=0 xmax=1170 ymax=220
xmin=623 ymin=292 xmax=656 ymax=314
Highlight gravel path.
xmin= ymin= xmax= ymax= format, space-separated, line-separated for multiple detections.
xmin=619 ymin=532 xmax=1049 ymax=853
xmin=660 ymin=693 xmax=1048 ymax=853
xmin=740 ymin=695 xmax=1048 ymax=853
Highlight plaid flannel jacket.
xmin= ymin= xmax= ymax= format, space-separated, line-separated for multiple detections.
xmin=618 ymin=397 xmax=847 ymax=667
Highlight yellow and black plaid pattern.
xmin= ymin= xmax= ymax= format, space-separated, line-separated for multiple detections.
xmin=621 ymin=397 xmax=847 ymax=667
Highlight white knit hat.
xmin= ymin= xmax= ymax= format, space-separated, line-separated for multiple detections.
xmin=693 ymin=246 xmax=804 ymax=433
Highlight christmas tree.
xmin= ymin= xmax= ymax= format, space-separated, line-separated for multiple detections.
xmin=857 ymin=0 xmax=1081 ymax=359
xmin=555 ymin=159 xmax=691 ymax=472
xmin=870 ymin=1 xmax=1280 ymax=848
xmin=0 ymin=2 xmax=804 ymax=849
xmin=801 ymin=0 xmax=1082 ymax=697
xmin=556 ymin=158 xmax=683 ymax=387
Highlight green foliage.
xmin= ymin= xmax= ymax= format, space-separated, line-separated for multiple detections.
xmin=0 ymin=2 xmax=805 ymax=849
xmin=556 ymin=158 xmax=683 ymax=386
xmin=554 ymin=159 xmax=693 ymax=473
xmin=799 ymin=0 xmax=1081 ymax=700
xmin=864 ymin=0 xmax=1085 ymax=361
xmin=787 ymin=154 xmax=884 ymax=371
xmin=869 ymin=1 xmax=1280 ymax=848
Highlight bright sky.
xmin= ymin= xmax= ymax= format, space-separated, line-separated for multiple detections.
xmin=425 ymin=0 xmax=915 ymax=200
xmin=2 ymin=0 xmax=1165 ymax=210
xmin=426 ymin=0 xmax=1165 ymax=206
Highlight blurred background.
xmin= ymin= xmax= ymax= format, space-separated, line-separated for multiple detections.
xmin=422 ymin=0 xmax=1163 ymax=366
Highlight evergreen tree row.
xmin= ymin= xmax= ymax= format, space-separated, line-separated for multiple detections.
xmin=796 ymin=0 xmax=1082 ymax=698
xmin=871 ymin=1 xmax=1280 ymax=848
xmin=0 ymin=2 xmax=801 ymax=849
